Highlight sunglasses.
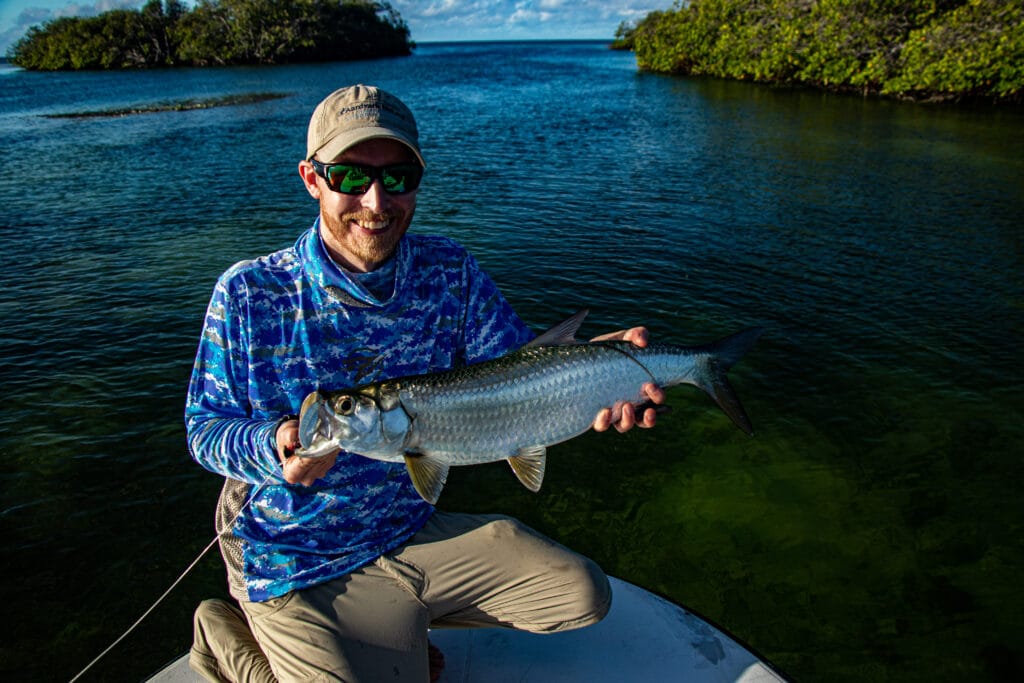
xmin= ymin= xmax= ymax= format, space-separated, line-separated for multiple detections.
xmin=310 ymin=159 xmax=423 ymax=195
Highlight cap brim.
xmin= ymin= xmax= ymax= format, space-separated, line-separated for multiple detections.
xmin=311 ymin=128 xmax=425 ymax=167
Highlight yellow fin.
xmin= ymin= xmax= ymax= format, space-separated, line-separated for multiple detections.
xmin=404 ymin=453 xmax=449 ymax=505
xmin=508 ymin=446 xmax=546 ymax=492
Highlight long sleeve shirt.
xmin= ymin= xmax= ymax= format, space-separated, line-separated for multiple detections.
xmin=186 ymin=221 xmax=533 ymax=601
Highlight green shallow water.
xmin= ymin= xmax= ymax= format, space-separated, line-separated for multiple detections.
xmin=442 ymin=364 xmax=1022 ymax=680
xmin=0 ymin=42 xmax=1021 ymax=681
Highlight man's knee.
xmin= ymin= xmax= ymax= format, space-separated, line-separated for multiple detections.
xmin=484 ymin=517 xmax=612 ymax=632
xmin=557 ymin=554 xmax=612 ymax=630
xmin=190 ymin=599 xmax=274 ymax=683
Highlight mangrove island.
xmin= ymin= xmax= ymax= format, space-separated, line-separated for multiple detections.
xmin=613 ymin=0 xmax=1023 ymax=103
xmin=8 ymin=0 xmax=412 ymax=70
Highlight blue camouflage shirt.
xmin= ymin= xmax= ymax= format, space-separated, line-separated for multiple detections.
xmin=186 ymin=220 xmax=533 ymax=602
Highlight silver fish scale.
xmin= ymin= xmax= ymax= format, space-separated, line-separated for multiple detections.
xmin=388 ymin=342 xmax=695 ymax=465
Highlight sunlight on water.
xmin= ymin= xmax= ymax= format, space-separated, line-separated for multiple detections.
xmin=0 ymin=43 xmax=1021 ymax=682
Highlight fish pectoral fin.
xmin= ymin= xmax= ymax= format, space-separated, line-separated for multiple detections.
xmin=403 ymin=452 xmax=449 ymax=505
xmin=526 ymin=309 xmax=588 ymax=347
xmin=507 ymin=446 xmax=547 ymax=493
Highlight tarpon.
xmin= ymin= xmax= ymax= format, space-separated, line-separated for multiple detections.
xmin=296 ymin=310 xmax=763 ymax=504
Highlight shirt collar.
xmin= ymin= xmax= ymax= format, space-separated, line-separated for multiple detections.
xmin=297 ymin=217 xmax=406 ymax=309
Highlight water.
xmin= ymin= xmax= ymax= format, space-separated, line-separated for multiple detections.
xmin=1 ymin=42 xmax=1021 ymax=681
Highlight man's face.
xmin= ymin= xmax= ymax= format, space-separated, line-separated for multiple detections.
xmin=300 ymin=138 xmax=419 ymax=273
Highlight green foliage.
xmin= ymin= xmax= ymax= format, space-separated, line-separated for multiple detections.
xmin=612 ymin=11 xmax=668 ymax=50
xmin=631 ymin=0 xmax=1022 ymax=102
xmin=8 ymin=0 xmax=412 ymax=70
xmin=887 ymin=0 xmax=1024 ymax=98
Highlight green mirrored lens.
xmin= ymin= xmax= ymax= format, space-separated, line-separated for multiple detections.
xmin=385 ymin=164 xmax=423 ymax=193
xmin=330 ymin=166 xmax=371 ymax=193
xmin=382 ymin=169 xmax=407 ymax=193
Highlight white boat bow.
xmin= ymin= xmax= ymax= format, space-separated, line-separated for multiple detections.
xmin=148 ymin=576 xmax=787 ymax=682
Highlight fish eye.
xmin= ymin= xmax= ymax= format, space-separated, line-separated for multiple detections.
xmin=338 ymin=397 xmax=355 ymax=415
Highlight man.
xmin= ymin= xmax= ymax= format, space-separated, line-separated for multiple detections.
xmin=186 ymin=84 xmax=664 ymax=682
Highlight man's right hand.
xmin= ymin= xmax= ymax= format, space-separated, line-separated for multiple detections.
xmin=276 ymin=419 xmax=338 ymax=486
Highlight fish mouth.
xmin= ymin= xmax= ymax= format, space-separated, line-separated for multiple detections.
xmin=295 ymin=437 xmax=339 ymax=459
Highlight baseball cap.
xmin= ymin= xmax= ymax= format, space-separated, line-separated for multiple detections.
xmin=306 ymin=85 xmax=424 ymax=166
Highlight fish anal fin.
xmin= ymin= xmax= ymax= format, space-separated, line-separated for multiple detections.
xmin=508 ymin=446 xmax=547 ymax=492
xmin=526 ymin=309 xmax=589 ymax=347
xmin=404 ymin=452 xmax=450 ymax=505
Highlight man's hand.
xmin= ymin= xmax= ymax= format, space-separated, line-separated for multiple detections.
xmin=275 ymin=419 xmax=337 ymax=486
xmin=589 ymin=327 xmax=667 ymax=433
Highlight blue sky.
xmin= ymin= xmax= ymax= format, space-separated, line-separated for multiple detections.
xmin=0 ymin=0 xmax=661 ymax=54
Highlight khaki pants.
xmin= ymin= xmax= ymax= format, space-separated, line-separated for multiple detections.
xmin=236 ymin=512 xmax=610 ymax=682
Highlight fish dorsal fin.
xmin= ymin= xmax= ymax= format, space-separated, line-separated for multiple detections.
xmin=404 ymin=453 xmax=450 ymax=504
xmin=508 ymin=446 xmax=547 ymax=492
xmin=526 ymin=309 xmax=589 ymax=347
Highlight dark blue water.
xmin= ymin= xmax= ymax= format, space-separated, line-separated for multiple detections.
xmin=1 ymin=42 xmax=1022 ymax=682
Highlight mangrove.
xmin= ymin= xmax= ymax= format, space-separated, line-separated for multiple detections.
xmin=613 ymin=0 xmax=1023 ymax=103
xmin=8 ymin=0 xmax=412 ymax=71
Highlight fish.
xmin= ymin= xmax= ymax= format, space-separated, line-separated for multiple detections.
xmin=296 ymin=310 xmax=763 ymax=504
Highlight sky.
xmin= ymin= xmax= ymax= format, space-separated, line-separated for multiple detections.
xmin=0 ymin=0 xmax=662 ymax=55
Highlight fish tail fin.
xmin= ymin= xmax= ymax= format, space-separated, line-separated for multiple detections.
xmin=693 ymin=327 xmax=763 ymax=435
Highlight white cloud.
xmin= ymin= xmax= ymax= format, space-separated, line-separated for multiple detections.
xmin=508 ymin=4 xmax=553 ymax=26
xmin=59 ymin=0 xmax=141 ymax=17
xmin=392 ymin=0 xmax=660 ymax=41
xmin=418 ymin=0 xmax=463 ymax=19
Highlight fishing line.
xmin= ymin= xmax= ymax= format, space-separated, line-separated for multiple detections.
xmin=68 ymin=471 xmax=275 ymax=683
xmin=594 ymin=341 xmax=659 ymax=384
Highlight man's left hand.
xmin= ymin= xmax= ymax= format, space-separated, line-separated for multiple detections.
xmin=589 ymin=327 xmax=666 ymax=433
xmin=276 ymin=419 xmax=338 ymax=486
